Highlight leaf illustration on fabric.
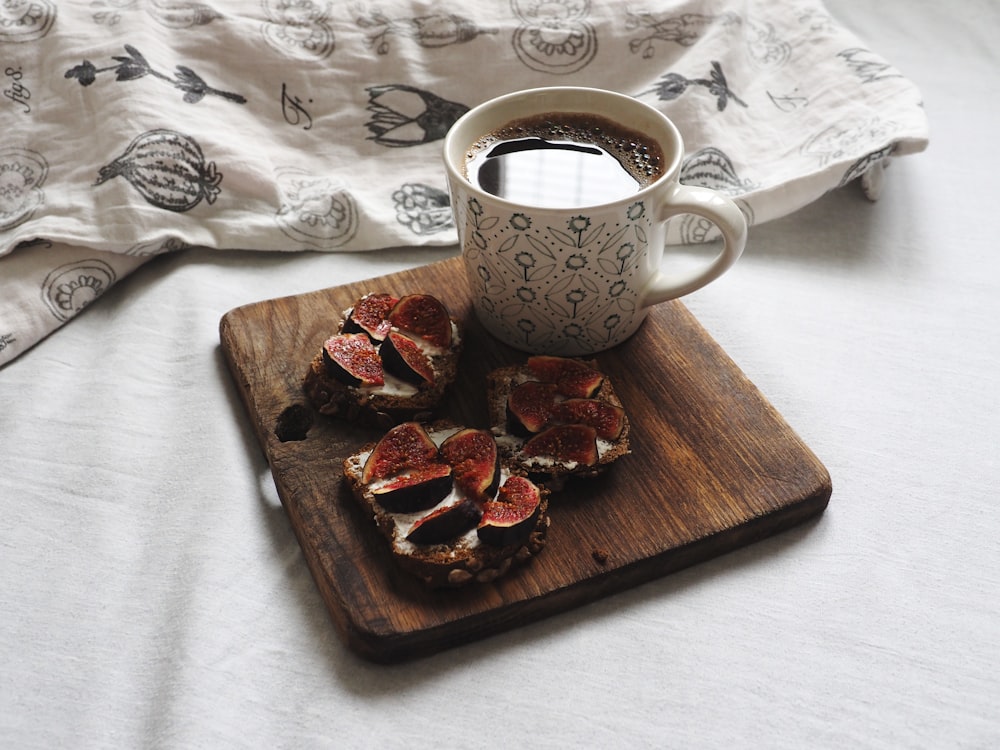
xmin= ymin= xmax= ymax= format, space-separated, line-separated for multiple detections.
xmin=392 ymin=183 xmax=453 ymax=235
xmin=681 ymin=147 xmax=756 ymax=195
xmin=357 ymin=11 xmax=498 ymax=54
xmin=511 ymin=0 xmax=597 ymax=75
xmin=365 ymin=85 xmax=469 ymax=147
xmin=65 ymin=45 xmax=247 ymax=104
xmin=0 ymin=148 xmax=48 ymax=231
xmin=640 ymin=61 xmax=747 ymax=111
xmin=95 ymin=130 xmax=222 ymax=212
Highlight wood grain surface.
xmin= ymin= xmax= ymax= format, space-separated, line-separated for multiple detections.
xmin=219 ymin=256 xmax=831 ymax=663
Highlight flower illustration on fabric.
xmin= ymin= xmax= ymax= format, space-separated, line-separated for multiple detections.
xmin=40 ymin=259 xmax=117 ymax=323
xmin=744 ymin=20 xmax=791 ymax=68
xmin=275 ymin=167 xmax=358 ymax=249
xmin=65 ymin=45 xmax=246 ymax=104
xmin=365 ymin=84 xmax=469 ymax=147
xmin=0 ymin=0 xmax=56 ymax=42
xmin=95 ymin=130 xmax=222 ymax=212
xmin=511 ymin=0 xmax=598 ymax=75
xmin=261 ymin=0 xmax=335 ymax=61
xmin=0 ymin=148 xmax=48 ymax=231
xmin=681 ymin=147 xmax=756 ymax=195
xmin=640 ymin=61 xmax=747 ymax=111
xmin=357 ymin=11 xmax=498 ymax=54
xmin=392 ymin=183 xmax=453 ymax=235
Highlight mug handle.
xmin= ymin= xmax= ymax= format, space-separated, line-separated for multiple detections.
xmin=640 ymin=184 xmax=748 ymax=306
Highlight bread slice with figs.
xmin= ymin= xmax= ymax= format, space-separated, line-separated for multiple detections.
xmin=303 ymin=292 xmax=462 ymax=427
xmin=486 ymin=355 xmax=630 ymax=484
xmin=342 ymin=421 xmax=550 ymax=588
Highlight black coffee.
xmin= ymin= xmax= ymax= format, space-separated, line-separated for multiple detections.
xmin=465 ymin=112 xmax=664 ymax=209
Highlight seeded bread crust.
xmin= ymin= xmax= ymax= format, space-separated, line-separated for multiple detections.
xmin=302 ymin=322 xmax=462 ymax=429
xmin=485 ymin=360 xmax=631 ymax=482
xmin=342 ymin=422 xmax=550 ymax=589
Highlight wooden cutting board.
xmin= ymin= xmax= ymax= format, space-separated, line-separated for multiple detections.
xmin=219 ymin=256 xmax=831 ymax=663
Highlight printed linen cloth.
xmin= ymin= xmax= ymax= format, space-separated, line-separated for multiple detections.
xmin=0 ymin=0 xmax=928 ymax=367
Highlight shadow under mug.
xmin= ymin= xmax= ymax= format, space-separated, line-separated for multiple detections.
xmin=443 ymin=86 xmax=747 ymax=357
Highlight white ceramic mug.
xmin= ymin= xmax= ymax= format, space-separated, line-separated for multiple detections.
xmin=443 ymin=86 xmax=747 ymax=356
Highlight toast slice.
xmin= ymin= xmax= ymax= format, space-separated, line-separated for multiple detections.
xmin=303 ymin=293 xmax=462 ymax=428
xmin=343 ymin=421 xmax=550 ymax=588
xmin=486 ymin=356 xmax=631 ymax=484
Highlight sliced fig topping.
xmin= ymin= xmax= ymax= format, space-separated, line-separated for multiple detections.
xmin=551 ymin=398 xmax=626 ymax=440
xmin=372 ymin=463 xmax=453 ymax=513
xmin=342 ymin=293 xmax=398 ymax=342
xmin=477 ymin=476 xmax=542 ymax=547
xmin=522 ymin=424 xmax=599 ymax=467
xmin=380 ymin=331 xmax=435 ymax=385
xmin=361 ymin=422 xmax=441 ymax=484
xmin=405 ymin=497 xmax=481 ymax=545
xmin=322 ymin=333 xmax=384 ymax=387
xmin=506 ymin=381 xmax=558 ymax=435
xmin=526 ymin=355 xmax=604 ymax=398
xmin=439 ymin=428 xmax=501 ymax=502
xmin=387 ymin=293 xmax=453 ymax=349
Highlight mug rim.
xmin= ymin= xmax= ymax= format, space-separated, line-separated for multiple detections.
xmin=443 ymin=86 xmax=685 ymax=212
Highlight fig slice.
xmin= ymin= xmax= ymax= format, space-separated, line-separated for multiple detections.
xmin=477 ymin=476 xmax=542 ymax=547
xmin=551 ymin=398 xmax=626 ymax=440
xmin=506 ymin=381 xmax=558 ymax=436
xmin=405 ymin=497 xmax=481 ymax=545
xmin=439 ymin=428 xmax=501 ymax=502
xmin=387 ymin=293 xmax=453 ymax=348
xmin=522 ymin=424 xmax=599 ymax=467
xmin=342 ymin=293 xmax=398 ymax=342
xmin=361 ymin=422 xmax=441 ymax=484
xmin=322 ymin=333 xmax=385 ymax=387
xmin=379 ymin=331 xmax=435 ymax=385
xmin=372 ymin=463 xmax=453 ymax=513
xmin=526 ymin=355 xmax=604 ymax=398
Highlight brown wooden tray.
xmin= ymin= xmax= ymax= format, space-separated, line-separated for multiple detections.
xmin=219 ymin=256 xmax=831 ymax=663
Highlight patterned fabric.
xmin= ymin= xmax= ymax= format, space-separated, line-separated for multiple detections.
xmin=0 ymin=0 xmax=928 ymax=366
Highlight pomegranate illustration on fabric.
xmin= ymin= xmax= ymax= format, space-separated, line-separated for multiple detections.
xmin=94 ymin=129 xmax=222 ymax=212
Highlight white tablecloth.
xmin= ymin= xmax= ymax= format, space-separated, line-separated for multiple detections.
xmin=2 ymin=1 xmax=997 ymax=747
